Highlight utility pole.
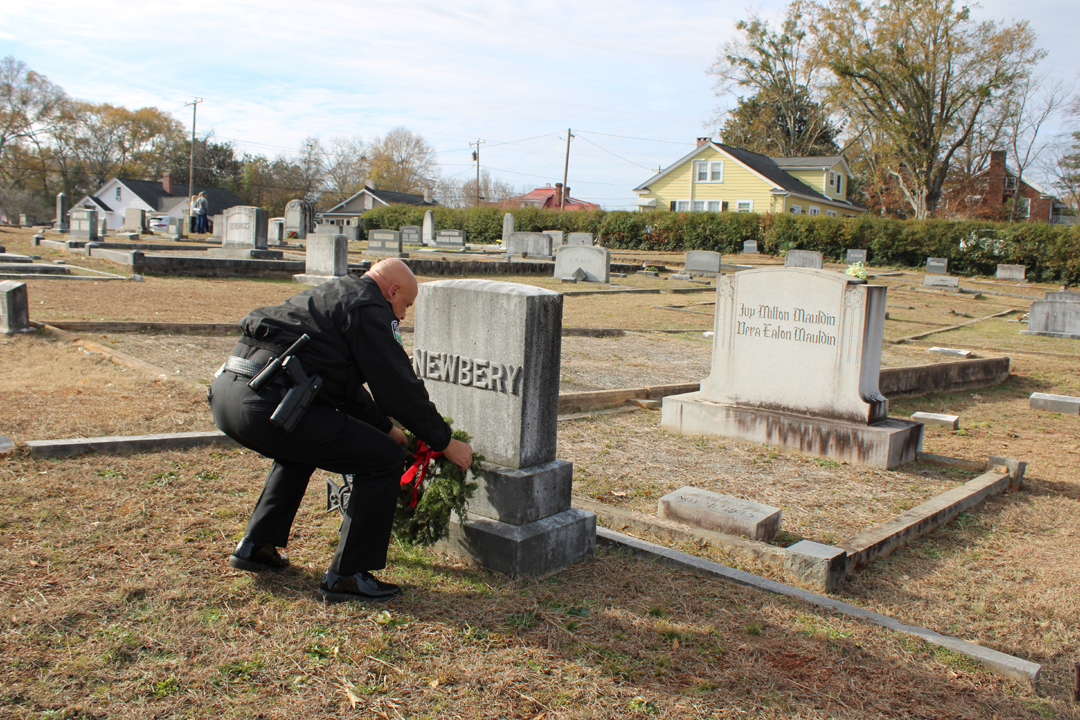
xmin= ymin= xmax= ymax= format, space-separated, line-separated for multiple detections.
xmin=561 ymin=128 xmax=574 ymax=211
xmin=184 ymin=98 xmax=203 ymax=218
xmin=470 ymin=139 xmax=485 ymax=207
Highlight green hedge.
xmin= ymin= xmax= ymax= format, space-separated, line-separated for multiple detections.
xmin=360 ymin=206 xmax=1080 ymax=285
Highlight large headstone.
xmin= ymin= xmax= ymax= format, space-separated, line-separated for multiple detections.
xmin=996 ymin=264 xmax=1026 ymax=281
xmin=422 ymin=210 xmax=435 ymax=247
xmin=1 ymin=280 xmax=31 ymax=334
xmin=210 ymin=214 xmax=223 ymax=240
xmin=566 ymin=232 xmax=594 ymax=246
xmin=784 ymin=249 xmax=824 ymax=269
xmin=545 ymin=230 xmax=565 ymax=247
xmin=926 ymin=258 xmax=948 ymax=275
xmin=294 ymin=233 xmax=348 ymax=285
xmin=415 ymin=279 xmax=595 ymax=577
xmin=661 ymin=268 xmax=922 ymax=468
xmin=1022 ymin=300 xmax=1080 ymax=340
xmin=366 ymin=229 xmax=407 ymax=258
xmin=207 ymin=206 xmax=281 ymax=259
xmin=554 ymin=245 xmax=610 ymax=283
xmin=846 ymin=249 xmax=868 ymax=265
xmin=122 ymin=208 xmax=145 ymax=233
xmin=685 ymin=250 xmax=721 ymax=276
xmin=55 ymin=193 xmax=69 ymax=232
xmin=436 ymin=229 xmax=466 ymax=250
xmin=505 ymin=232 xmax=552 ymax=258
xmin=502 ymin=213 xmax=514 ymax=242
xmin=400 ymin=226 xmax=422 ymax=245
xmin=69 ymin=208 xmax=98 ymax=240
xmin=283 ymin=199 xmax=315 ymax=240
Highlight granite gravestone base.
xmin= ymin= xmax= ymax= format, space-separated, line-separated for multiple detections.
xmin=414 ymin=279 xmax=595 ymax=577
xmin=661 ymin=268 xmax=922 ymax=468
xmin=366 ymin=229 xmax=408 ymax=258
xmin=293 ymin=233 xmax=349 ymax=286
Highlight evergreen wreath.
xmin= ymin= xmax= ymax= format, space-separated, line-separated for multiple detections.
xmin=393 ymin=420 xmax=483 ymax=546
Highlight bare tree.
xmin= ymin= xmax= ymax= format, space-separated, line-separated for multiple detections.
xmin=322 ymin=135 xmax=367 ymax=206
xmin=1000 ymin=76 xmax=1073 ymax=221
xmin=367 ymin=127 xmax=438 ymax=194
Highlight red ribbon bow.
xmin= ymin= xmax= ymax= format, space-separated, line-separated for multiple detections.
xmin=400 ymin=440 xmax=444 ymax=507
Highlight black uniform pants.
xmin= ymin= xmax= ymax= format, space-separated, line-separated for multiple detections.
xmin=210 ymin=370 xmax=405 ymax=575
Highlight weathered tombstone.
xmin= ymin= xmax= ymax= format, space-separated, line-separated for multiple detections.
xmin=544 ymin=230 xmax=565 ymax=247
xmin=1022 ymin=300 xmax=1080 ymax=340
xmin=166 ymin=217 xmax=183 ymax=239
xmin=659 ymin=487 xmax=781 ymax=541
xmin=742 ymin=240 xmax=757 ymax=254
xmin=422 ymin=210 xmax=435 ymax=247
xmin=55 ymin=193 xmax=69 ymax=232
xmin=911 ymin=412 xmax=959 ymax=429
xmin=337 ymin=225 xmax=361 ymax=242
xmin=502 ymin=213 xmax=515 ymax=243
xmin=18 ymin=214 xmax=35 ymax=227
xmin=566 ymin=232 xmax=594 ymax=246
xmin=554 ymin=245 xmax=610 ymax=283
xmin=98 ymin=217 xmax=107 ymax=238
xmin=925 ymin=258 xmax=948 ymax=275
xmin=661 ymin=268 xmax=922 ymax=468
xmin=505 ymin=232 xmax=552 ymax=258
xmin=1045 ymin=291 xmax=1080 ymax=302
xmin=268 ymin=218 xmax=285 ymax=246
xmin=996 ymin=264 xmax=1026 ymax=281
xmin=69 ymin=208 xmax=98 ymax=240
xmin=846 ymin=249 xmax=868 ymax=265
xmin=207 ymin=206 xmax=280 ymax=259
xmin=400 ymin=226 xmax=422 ymax=245
xmin=0 ymin=280 xmax=31 ymax=334
xmin=784 ymin=249 xmax=824 ymax=269
xmin=293 ymin=233 xmax=348 ymax=285
xmin=1029 ymin=392 xmax=1080 ymax=414
xmin=210 ymin=214 xmax=223 ymax=239
xmin=436 ymin=229 xmax=466 ymax=250
xmin=122 ymin=208 xmax=145 ymax=233
xmin=414 ymin=279 xmax=595 ymax=577
xmin=283 ymin=199 xmax=315 ymax=240
xmin=685 ymin=250 xmax=721 ymax=276
xmin=923 ymin=275 xmax=960 ymax=291
xmin=366 ymin=229 xmax=407 ymax=258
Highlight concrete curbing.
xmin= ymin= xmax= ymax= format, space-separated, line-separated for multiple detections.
xmin=25 ymin=430 xmax=237 ymax=459
xmin=596 ymin=527 xmax=1041 ymax=688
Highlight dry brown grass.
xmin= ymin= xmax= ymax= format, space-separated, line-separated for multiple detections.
xmin=2 ymin=224 xmax=1080 ymax=717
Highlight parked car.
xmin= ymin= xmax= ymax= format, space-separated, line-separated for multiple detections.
xmin=147 ymin=215 xmax=169 ymax=232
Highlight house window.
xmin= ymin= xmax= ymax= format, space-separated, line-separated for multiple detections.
xmin=835 ymin=175 xmax=842 ymax=195
xmin=1005 ymin=177 xmax=1017 ymax=191
xmin=707 ymin=200 xmax=727 ymax=212
xmin=809 ymin=207 xmax=819 ymax=216
xmin=675 ymin=200 xmax=690 ymax=212
xmin=829 ymin=172 xmax=835 ymax=188
xmin=826 ymin=209 xmax=837 ymax=217
xmin=115 ymin=187 xmax=122 ymax=201
xmin=693 ymin=201 xmax=704 ymax=212
xmin=737 ymin=200 xmax=753 ymax=213
xmin=695 ymin=161 xmax=724 ymax=182
xmin=790 ymin=205 xmax=802 ymax=214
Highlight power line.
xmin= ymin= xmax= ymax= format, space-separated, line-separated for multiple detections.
xmin=575 ymin=135 xmax=655 ymax=171
xmin=576 ymin=130 xmax=695 ymax=146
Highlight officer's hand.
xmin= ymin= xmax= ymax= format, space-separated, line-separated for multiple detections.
xmin=442 ymin=439 xmax=473 ymax=471
xmin=388 ymin=426 xmax=407 ymax=445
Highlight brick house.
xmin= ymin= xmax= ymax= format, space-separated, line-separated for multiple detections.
xmin=943 ymin=150 xmax=1071 ymax=224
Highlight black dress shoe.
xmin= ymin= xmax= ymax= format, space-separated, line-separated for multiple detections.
xmin=228 ymin=538 xmax=289 ymax=572
xmin=319 ymin=570 xmax=403 ymax=603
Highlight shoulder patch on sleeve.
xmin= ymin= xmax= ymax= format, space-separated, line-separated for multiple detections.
xmin=391 ymin=319 xmax=402 ymax=345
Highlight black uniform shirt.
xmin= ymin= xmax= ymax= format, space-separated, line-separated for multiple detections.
xmin=238 ymin=274 xmax=452 ymax=452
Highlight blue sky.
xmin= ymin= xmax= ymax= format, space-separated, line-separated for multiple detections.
xmin=2 ymin=0 xmax=1076 ymax=209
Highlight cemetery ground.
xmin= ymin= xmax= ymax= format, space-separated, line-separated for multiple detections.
xmin=1 ymin=228 xmax=1079 ymax=718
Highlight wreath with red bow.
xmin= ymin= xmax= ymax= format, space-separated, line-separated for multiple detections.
xmin=393 ymin=421 xmax=482 ymax=546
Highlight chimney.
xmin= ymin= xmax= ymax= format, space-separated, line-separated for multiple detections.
xmin=423 ymin=187 xmax=433 ymax=203
xmin=986 ymin=150 xmax=1006 ymax=206
xmin=696 ymin=137 xmax=712 ymax=148
xmin=555 ymin=182 xmax=564 ymax=208
xmin=161 ymin=172 xmax=173 ymax=195
xmin=365 ymin=177 xmax=375 ymax=190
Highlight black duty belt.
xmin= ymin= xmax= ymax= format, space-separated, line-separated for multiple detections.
xmin=224 ymin=355 xmax=268 ymax=378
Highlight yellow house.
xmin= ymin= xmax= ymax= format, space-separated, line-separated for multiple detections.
xmin=633 ymin=139 xmax=865 ymax=217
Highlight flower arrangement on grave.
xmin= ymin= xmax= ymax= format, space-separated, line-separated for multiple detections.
xmin=846 ymin=261 xmax=868 ymax=280
xmin=394 ymin=419 xmax=482 ymax=546
xmin=287 ymin=230 xmax=298 ymax=239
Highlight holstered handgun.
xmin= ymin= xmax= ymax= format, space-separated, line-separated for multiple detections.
xmin=269 ymin=355 xmax=323 ymax=432
xmin=249 ymin=334 xmax=310 ymax=392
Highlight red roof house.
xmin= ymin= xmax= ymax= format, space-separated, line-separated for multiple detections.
xmin=505 ymin=183 xmax=599 ymax=211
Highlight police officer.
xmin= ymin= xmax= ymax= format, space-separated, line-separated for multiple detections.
xmin=209 ymin=258 xmax=473 ymax=603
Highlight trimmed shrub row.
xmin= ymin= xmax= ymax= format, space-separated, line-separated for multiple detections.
xmin=360 ymin=206 xmax=1080 ymax=285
